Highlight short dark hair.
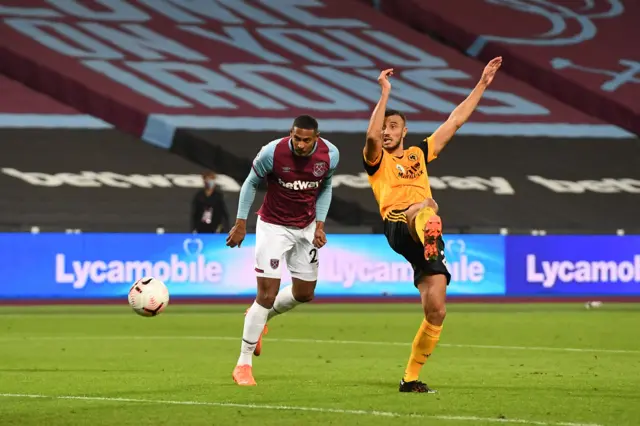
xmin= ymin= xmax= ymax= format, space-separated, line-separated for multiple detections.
xmin=385 ymin=109 xmax=406 ymax=125
xmin=292 ymin=115 xmax=319 ymax=132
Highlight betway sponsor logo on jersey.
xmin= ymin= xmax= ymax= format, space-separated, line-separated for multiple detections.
xmin=277 ymin=177 xmax=321 ymax=191
xmin=526 ymin=255 xmax=640 ymax=288
xmin=55 ymin=254 xmax=223 ymax=289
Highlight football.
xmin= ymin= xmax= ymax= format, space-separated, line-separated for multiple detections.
xmin=128 ymin=277 xmax=170 ymax=317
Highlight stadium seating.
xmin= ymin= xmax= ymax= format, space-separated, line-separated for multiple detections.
xmin=372 ymin=0 xmax=640 ymax=137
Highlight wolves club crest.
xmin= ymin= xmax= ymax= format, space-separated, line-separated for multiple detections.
xmin=270 ymin=259 xmax=280 ymax=269
xmin=408 ymin=153 xmax=418 ymax=162
xmin=313 ymin=161 xmax=328 ymax=177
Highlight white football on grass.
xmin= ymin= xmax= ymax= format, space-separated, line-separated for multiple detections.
xmin=128 ymin=277 xmax=170 ymax=317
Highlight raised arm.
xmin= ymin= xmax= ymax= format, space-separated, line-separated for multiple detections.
xmin=429 ymin=57 xmax=502 ymax=158
xmin=226 ymin=142 xmax=276 ymax=248
xmin=364 ymin=69 xmax=394 ymax=165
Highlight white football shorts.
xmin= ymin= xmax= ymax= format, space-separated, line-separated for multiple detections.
xmin=254 ymin=216 xmax=319 ymax=281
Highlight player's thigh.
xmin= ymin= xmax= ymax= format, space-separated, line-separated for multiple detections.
xmin=285 ymin=222 xmax=319 ymax=283
xmin=255 ymin=217 xmax=295 ymax=280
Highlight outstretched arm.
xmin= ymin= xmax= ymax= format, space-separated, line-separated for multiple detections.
xmin=429 ymin=57 xmax=503 ymax=158
xmin=364 ymin=69 xmax=393 ymax=165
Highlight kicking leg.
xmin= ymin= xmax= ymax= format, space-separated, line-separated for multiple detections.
xmin=407 ymin=198 xmax=441 ymax=261
xmin=233 ymin=277 xmax=279 ymax=386
xmin=400 ymin=274 xmax=447 ymax=393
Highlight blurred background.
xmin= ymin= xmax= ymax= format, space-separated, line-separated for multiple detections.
xmin=0 ymin=0 xmax=638 ymax=302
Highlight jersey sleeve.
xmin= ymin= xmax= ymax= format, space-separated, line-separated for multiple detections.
xmin=252 ymin=140 xmax=278 ymax=178
xmin=419 ymin=136 xmax=438 ymax=163
xmin=363 ymin=148 xmax=383 ymax=176
xmin=328 ymin=142 xmax=340 ymax=176
xmin=315 ymin=142 xmax=339 ymax=222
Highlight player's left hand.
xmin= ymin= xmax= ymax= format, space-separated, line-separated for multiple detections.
xmin=481 ymin=56 xmax=502 ymax=86
xmin=313 ymin=228 xmax=327 ymax=249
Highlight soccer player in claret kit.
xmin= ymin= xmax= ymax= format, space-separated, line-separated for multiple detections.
xmin=363 ymin=57 xmax=503 ymax=393
xmin=226 ymin=115 xmax=339 ymax=386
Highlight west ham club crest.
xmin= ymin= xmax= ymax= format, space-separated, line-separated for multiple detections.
xmin=313 ymin=161 xmax=328 ymax=177
xmin=270 ymin=259 xmax=280 ymax=269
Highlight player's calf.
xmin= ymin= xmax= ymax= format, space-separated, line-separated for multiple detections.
xmin=244 ymin=307 xmax=269 ymax=357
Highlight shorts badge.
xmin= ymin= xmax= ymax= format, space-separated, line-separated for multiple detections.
xmin=270 ymin=259 xmax=280 ymax=269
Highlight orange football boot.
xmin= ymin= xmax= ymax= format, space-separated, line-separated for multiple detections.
xmin=423 ymin=215 xmax=443 ymax=262
xmin=232 ymin=364 xmax=256 ymax=386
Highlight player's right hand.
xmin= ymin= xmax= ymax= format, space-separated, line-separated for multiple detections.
xmin=226 ymin=223 xmax=246 ymax=248
xmin=378 ymin=68 xmax=393 ymax=91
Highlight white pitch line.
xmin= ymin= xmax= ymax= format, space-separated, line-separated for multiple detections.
xmin=0 ymin=335 xmax=637 ymax=354
xmin=0 ymin=393 xmax=602 ymax=426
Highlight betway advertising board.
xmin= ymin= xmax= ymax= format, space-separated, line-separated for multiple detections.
xmin=378 ymin=0 xmax=640 ymax=136
xmin=0 ymin=233 xmax=638 ymax=300
xmin=0 ymin=129 xmax=208 ymax=232
xmin=3 ymin=128 xmax=638 ymax=233
xmin=178 ymin=130 xmax=640 ymax=233
xmin=0 ymin=0 xmax=631 ymax=141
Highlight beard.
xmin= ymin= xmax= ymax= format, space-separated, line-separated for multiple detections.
xmin=383 ymin=138 xmax=401 ymax=150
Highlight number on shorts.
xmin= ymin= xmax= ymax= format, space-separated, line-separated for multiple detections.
xmin=309 ymin=248 xmax=318 ymax=264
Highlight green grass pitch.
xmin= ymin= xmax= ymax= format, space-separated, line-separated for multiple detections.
xmin=0 ymin=303 xmax=639 ymax=426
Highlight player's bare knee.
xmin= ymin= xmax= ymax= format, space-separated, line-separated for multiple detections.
xmin=413 ymin=198 xmax=438 ymax=215
xmin=294 ymin=292 xmax=314 ymax=303
xmin=424 ymin=197 xmax=439 ymax=213
xmin=256 ymin=292 xmax=277 ymax=309
xmin=256 ymin=277 xmax=280 ymax=309
xmin=426 ymin=305 xmax=446 ymax=326
xmin=291 ymin=279 xmax=316 ymax=303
